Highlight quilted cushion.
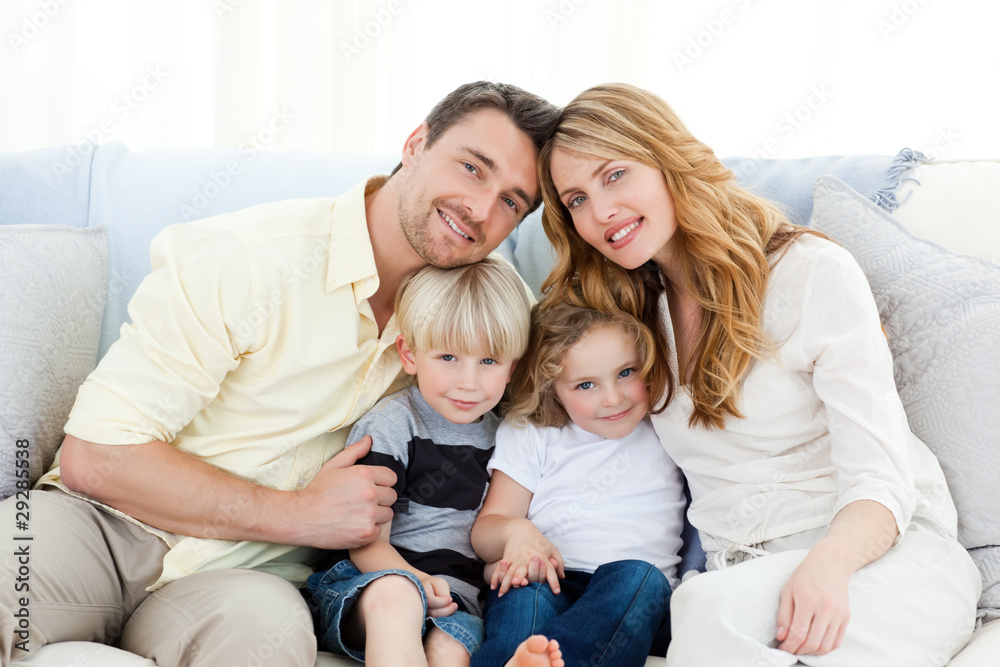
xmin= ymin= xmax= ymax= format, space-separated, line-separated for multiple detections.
xmin=811 ymin=175 xmax=1000 ymax=549
xmin=0 ymin=225 xmax=108 ymax=498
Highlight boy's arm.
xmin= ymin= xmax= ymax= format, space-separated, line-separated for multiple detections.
xmin=350 ymin=519 xmax=458 ymax=617
xmin=471 ymin=470 xmax=565 ymax=595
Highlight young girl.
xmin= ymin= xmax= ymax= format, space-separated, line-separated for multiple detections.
xmin=470 ymin=302 xmax=687 ymax=667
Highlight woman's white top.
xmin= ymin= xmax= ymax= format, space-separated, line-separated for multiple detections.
xmin=650 ymin=235 xmax=957 ymax=557
xmin=489 ymin=418 xmax=687 ymax=586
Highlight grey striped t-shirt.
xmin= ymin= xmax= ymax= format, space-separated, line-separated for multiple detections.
xmin=349 ymin=384 xmax=497 ymax=615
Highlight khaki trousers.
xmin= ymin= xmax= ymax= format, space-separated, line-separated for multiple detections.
xmin=0 ymin=489 xmax=316 ymax=666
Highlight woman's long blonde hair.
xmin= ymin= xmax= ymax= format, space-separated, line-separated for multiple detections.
xmin=539 ymin=83 xmax=814 ymax=429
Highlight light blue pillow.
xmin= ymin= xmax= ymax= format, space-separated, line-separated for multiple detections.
xmin=811 ymin=175 xmax=1000 ymax=551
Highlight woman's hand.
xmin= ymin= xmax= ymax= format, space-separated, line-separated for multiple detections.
xmin=421 ymin=575 xmax=458 ymax=618
xmin=775 ymin=550 xmax=851 ymax=655
xmin=774 ymin=499 xmax=898 ymax=656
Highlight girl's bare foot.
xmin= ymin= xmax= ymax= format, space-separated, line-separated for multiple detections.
xmin=505 ymin=635 xmax=564 ymax=667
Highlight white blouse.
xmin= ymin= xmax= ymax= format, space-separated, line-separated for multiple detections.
xmin=650 ymin=235 xmax=957 ymax=556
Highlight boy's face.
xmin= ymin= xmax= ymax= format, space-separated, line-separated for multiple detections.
xmin=396 ymin=335 xmax=516 ymax=424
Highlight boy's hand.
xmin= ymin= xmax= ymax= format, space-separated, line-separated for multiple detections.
xmin=422 ymin=576 xmax=458 ymax=618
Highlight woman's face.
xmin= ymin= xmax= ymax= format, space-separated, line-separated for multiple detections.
xmin=549 ymin=148 xmax=680 ymax=271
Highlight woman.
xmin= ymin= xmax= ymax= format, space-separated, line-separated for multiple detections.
xmin=537 ymin=83 xmax=980 ymax=666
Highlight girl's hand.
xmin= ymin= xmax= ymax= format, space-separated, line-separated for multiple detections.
xmin=776 ymin=552 xmax=851 ymax=655
xmin=421 ymin=576 xmax=458 ymax=618
xmin=493 ymin=528 xmax=565 ymax=596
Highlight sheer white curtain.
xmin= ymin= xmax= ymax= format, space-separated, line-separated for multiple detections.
xmin=1 ymin=0 xmax=997 ymax=159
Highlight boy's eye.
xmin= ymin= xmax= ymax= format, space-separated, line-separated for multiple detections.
xmin=440 ymin=354 xmax=456 ymax=362
xmin=576 ymin=381 xmax=594 ymax=390
xmin=481 ymin=358 xmax=498 ymax=365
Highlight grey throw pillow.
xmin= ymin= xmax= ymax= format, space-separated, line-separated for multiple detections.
xmin=811 ymin=175 xmax=1000 ymax=550
xmin=0 ymin=225 xmax=108 ymax=498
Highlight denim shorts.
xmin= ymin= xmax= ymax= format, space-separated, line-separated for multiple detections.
xmin=304 ymin=559 xmax=484 ymax=661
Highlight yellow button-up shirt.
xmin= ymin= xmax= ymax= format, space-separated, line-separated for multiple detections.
xmin=43 ymin=177 xmax=410 ymax=589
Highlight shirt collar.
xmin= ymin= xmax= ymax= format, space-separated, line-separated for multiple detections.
xmin=325 ymin=176 xmax=387 ymax=294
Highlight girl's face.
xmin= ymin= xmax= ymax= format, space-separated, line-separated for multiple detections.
xmin=548 ymin=148 xmax=680 ymax=271
xmin=553 ymin=324 xmax=649 ymax=440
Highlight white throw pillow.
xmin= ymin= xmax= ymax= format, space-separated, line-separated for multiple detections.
xmin=0 ymin=225 xmax=108 ymax=498
xmin=811 ymin=175 xmax=1000 ymax=550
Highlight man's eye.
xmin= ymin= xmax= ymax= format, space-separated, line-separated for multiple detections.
xmin=464 ymin=163 xmax=478 ymax=174
xmin=502 ymin=197 xmax=517 ymax=210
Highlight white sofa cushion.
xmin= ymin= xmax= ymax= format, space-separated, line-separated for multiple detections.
xmin=0 ymin=224 xmax=108 ymax=499
xmin=893 ymin=159 xmax=1000 ymax=265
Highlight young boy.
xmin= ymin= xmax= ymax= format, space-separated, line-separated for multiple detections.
xmin=304 ymin=257 xmax=533 ymax=666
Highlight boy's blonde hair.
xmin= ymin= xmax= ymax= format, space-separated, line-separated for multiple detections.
xmin=505 ymin=301 xmax=657 ymax=428
xmin=395 ymin=256 xmax=531 ymax=360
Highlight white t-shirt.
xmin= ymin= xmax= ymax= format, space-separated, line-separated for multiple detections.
xmin=650 ymin=235 xmax=957 ymax=556
xmin=489 ymin=417 xmax=687 ymax=586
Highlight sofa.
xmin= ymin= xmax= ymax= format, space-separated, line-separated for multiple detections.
xmin=1 ymin=142 xmax=998 ymax=666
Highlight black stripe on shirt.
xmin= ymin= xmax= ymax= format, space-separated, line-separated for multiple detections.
xmin=405 ymin=437 xmax=493 ymax=511
xmin=395 ymin=546 xmax=486 ymax=594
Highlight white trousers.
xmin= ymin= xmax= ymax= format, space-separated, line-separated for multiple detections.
xmin=667 ymin=520 xmax=981 ymax=667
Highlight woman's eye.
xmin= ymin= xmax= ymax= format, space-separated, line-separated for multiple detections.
xmin=567 ymin=195 xmax=586 ymax=209
xmin=608 ymin=169 xmax=625 ymax=182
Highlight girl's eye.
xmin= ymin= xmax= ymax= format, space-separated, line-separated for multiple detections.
xmin=576 ymin=381 xmax=594 ymax=390
xmin=567 ymin=195 xmax=586 ymax=209
xmin=608 ymin=169 xmax=625 ymax=182
xmin=619 ymin=368 xmax=634 ymax=378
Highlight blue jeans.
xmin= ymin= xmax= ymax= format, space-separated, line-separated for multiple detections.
xmin=304 ymin=560 xmax=484 ymax=662
xmin=471 ymin=559 xmax=671 ymax=667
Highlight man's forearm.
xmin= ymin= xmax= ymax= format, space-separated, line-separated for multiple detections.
xmin=59 ymin=435 xmax=300 ymax=543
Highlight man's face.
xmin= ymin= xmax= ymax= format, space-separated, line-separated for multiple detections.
xmin=396 ymin=109 xmax=539 ymax=268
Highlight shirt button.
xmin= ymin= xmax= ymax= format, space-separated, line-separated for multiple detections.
xmin=884 ymin=392 xmax=893 ymax=402
xmin=364 ymin=278 xmax=373 ymax=286
xmin=297 ymin=476 xmax=306 ymax=488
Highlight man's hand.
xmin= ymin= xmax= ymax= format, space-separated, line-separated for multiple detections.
xmin=421 ymin=576 xmax=458 ymax=618
xmin=293 ymin=436 xmax=398 ymax=549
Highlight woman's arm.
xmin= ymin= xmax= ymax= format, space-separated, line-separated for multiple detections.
xmin=472 ymin=470 xmax=565 ymax=595
xmin=776 ymin=499 xmax=897 ymax=655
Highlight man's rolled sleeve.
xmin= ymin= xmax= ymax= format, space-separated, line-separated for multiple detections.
xmin=65 ymin=222 xmax=255 ymax=447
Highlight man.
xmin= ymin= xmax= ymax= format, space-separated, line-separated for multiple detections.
xmin=0 ymin=82 xmax=559 ymax=665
